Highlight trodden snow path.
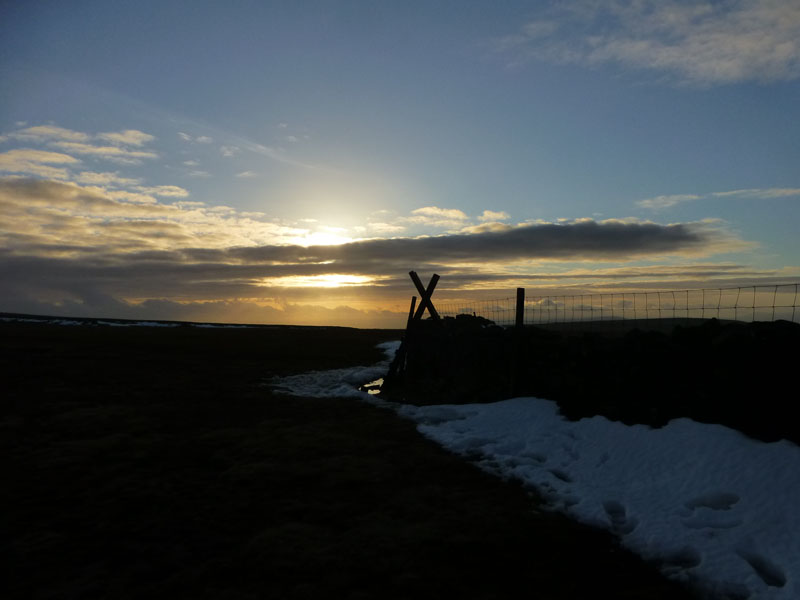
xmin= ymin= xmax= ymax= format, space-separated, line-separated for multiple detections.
xmin=270 ymin=341 xmax=400 ymax=400
xmin=271 ymin=341 xmax=800 ymax=600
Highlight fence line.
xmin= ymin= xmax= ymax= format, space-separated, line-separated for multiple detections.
xmin=436 ymin=283 xmax=800 ymax=329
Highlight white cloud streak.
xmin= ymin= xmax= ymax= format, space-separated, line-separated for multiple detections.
xmin=49 ymin=141 xmax=158 ymax=163
xmin=178 ymin=132 xmax=213 ymax=144
xmin=496 ymin=0 xmax=800 ymax=85
xmin=0 ymin=149 xmax=80 ymax=179
xmin=479 ymin=210 xmax=511 ymax=222
xmin=97 ymin=130 xmax=155 ymax=146
xmin=637 ymin=193 xmax=704 ymax=209
xmin=136 ymin=185 xmax=189 ymax=198
xmin=74 ymin=171 xmax=142 ymax=187
xmin=7 ymin=126 xmax=154 ymax=150
xmin=11 ymin=125 xmax=90 ymax=143
xmin=712 ymin=188 xmax=800 ymax=199
xmin=404 ymin=206 xmax=470 ymax=228
xmin=638 ymin=188 xmax=800 ymax=209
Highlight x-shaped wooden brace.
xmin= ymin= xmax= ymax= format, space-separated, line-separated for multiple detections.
xmin=409 ymin=271 xmax=440 ymax=321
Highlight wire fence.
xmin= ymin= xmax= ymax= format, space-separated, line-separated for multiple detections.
xmin=436 ymin=283 xmax=800 ymax=330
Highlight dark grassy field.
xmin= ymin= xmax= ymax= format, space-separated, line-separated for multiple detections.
xmin=2 ymin=320 xmax=701 ymax=599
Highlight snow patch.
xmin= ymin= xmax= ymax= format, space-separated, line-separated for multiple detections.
xmin=267 ymin=340 xmax=800 ymax=600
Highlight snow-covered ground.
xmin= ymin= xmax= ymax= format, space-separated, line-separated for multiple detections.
xmin=273 ymin=341 xmax=800 ymax=600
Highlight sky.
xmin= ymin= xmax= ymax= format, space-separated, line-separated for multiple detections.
xmin=1 ymin=0 xmax=799 ymax=327
xmin=273 ymin=340 xmax=800 ymax=600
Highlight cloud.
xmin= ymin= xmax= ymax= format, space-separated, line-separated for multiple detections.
xmin=1 ymin=177 xmax=749 ymax=268
xmin=174 ymin=125 xmax=320 ymax=170
xmin=459 ymin=222 xmax=514 ymax=234
xmin=412 ymin=206 xmax=469 ymax=220
xmin=34 ymin=169 xmax=186 ymax=200
xmin=367 ymin=222 xmax=407 ymax=235
xmin=637 ymin=193 xmax=704 ymax=209
xmin=479 ymin=210 xmax=510 ymax=222
xmin=97 ymin=130 xmax=155 ymax=146
xmin=309 ymin=219 xmax=747 ymax=265
xmin=516 ymin=263 xmax=774 ymax=283
xmin=405 ymin=206 xmax=470 ymax=228
xmin=10 ymin=125 xmax=90 ymax=143
xmin=0 ymin=148 xmax=80 ymax=179
xmin=247 ymin=143 xmax=315 ymax=169
xmin=5 ymin=254 xmax=796 ymax=327
xmin=0 ymin=177 xmax=311 ymax=256
xmin=74 ymin=171 xmax=142 ymax=186
xmin=0 ymin=176 xmax=764 ymax=327
xmin=496 ymin=0 xmax=800 ymax=85
xmin=102 ymin=189 xmax=160 ymax=205
xmin=135 ymin=185 xmax=190 ymax=197
xmin=402 ymin=207 xmax=511 ymax=230
xmin=2 ymin=125 xmax=158 ymax=165
xmin=178 ymin=132 xmax=213 ymax=144
xmin=638 ymin=188 xmax=800 ymax=209
xmin=49 ymin=141 xmax=158 ymax=163
xmin=235 ymin=171 xmax=257 ymax=178
xmin=0 ymin=288 xmax=409 ymax=328
xmin=712 ymin=188 xmax=800 ymax=199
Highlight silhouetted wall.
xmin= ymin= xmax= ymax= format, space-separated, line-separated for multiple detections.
xmin=382 ymin=316 xmax=800 ymax=445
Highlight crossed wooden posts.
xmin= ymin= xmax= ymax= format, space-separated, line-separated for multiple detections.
xmin=384 ymin=271 xmax=441 ymax=384
xmin=409 ymin=271 xmax=440 ymax=321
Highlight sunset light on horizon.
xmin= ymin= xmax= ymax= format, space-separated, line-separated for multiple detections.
xmin=2 ymin=1 xmax=799 ymax=328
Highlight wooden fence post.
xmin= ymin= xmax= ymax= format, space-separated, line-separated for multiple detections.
xmin=406 ymin=295 xmax=418 ymax=329
xmin=512 ymin=287 xmax=526 ymax=396
xmin=385 ymin=295 xmax=417 ymax=384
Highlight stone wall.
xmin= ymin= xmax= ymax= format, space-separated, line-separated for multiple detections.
xmin=382 ymin=315 xmax=800 ymax=445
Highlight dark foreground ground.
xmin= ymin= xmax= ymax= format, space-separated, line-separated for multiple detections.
xmin=2 ymin=320 xmax=700 ymax=599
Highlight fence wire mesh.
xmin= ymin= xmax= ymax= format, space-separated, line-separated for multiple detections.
xmin=436 ymin=283 xmax=800 ymax=330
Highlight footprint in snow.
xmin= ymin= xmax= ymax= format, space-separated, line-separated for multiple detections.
xmin=549 ymin=468 xmax=572 ymax=483
xmin=561 ymin=443 xmax=580 ymax=461
xmin=681 ymin=491 xmax=743 ymax=530
xmin=602 ymin=500 xmax=638 ymax=535
xmin=521 ymin=451 xmax=547 ymax=464
xmin=737 ymin=550 xmax=786 ymax=588
xmin=661 ymin=547 xmax=702 ymax=573
xmin=685 ymin=491 xmax=740 ymax=511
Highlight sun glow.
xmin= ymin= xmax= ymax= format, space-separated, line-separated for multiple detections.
xmin=290 ymin=230 xmax=355 ymax=246
xmin=258 ymin=274 xmax=377 ymax=288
